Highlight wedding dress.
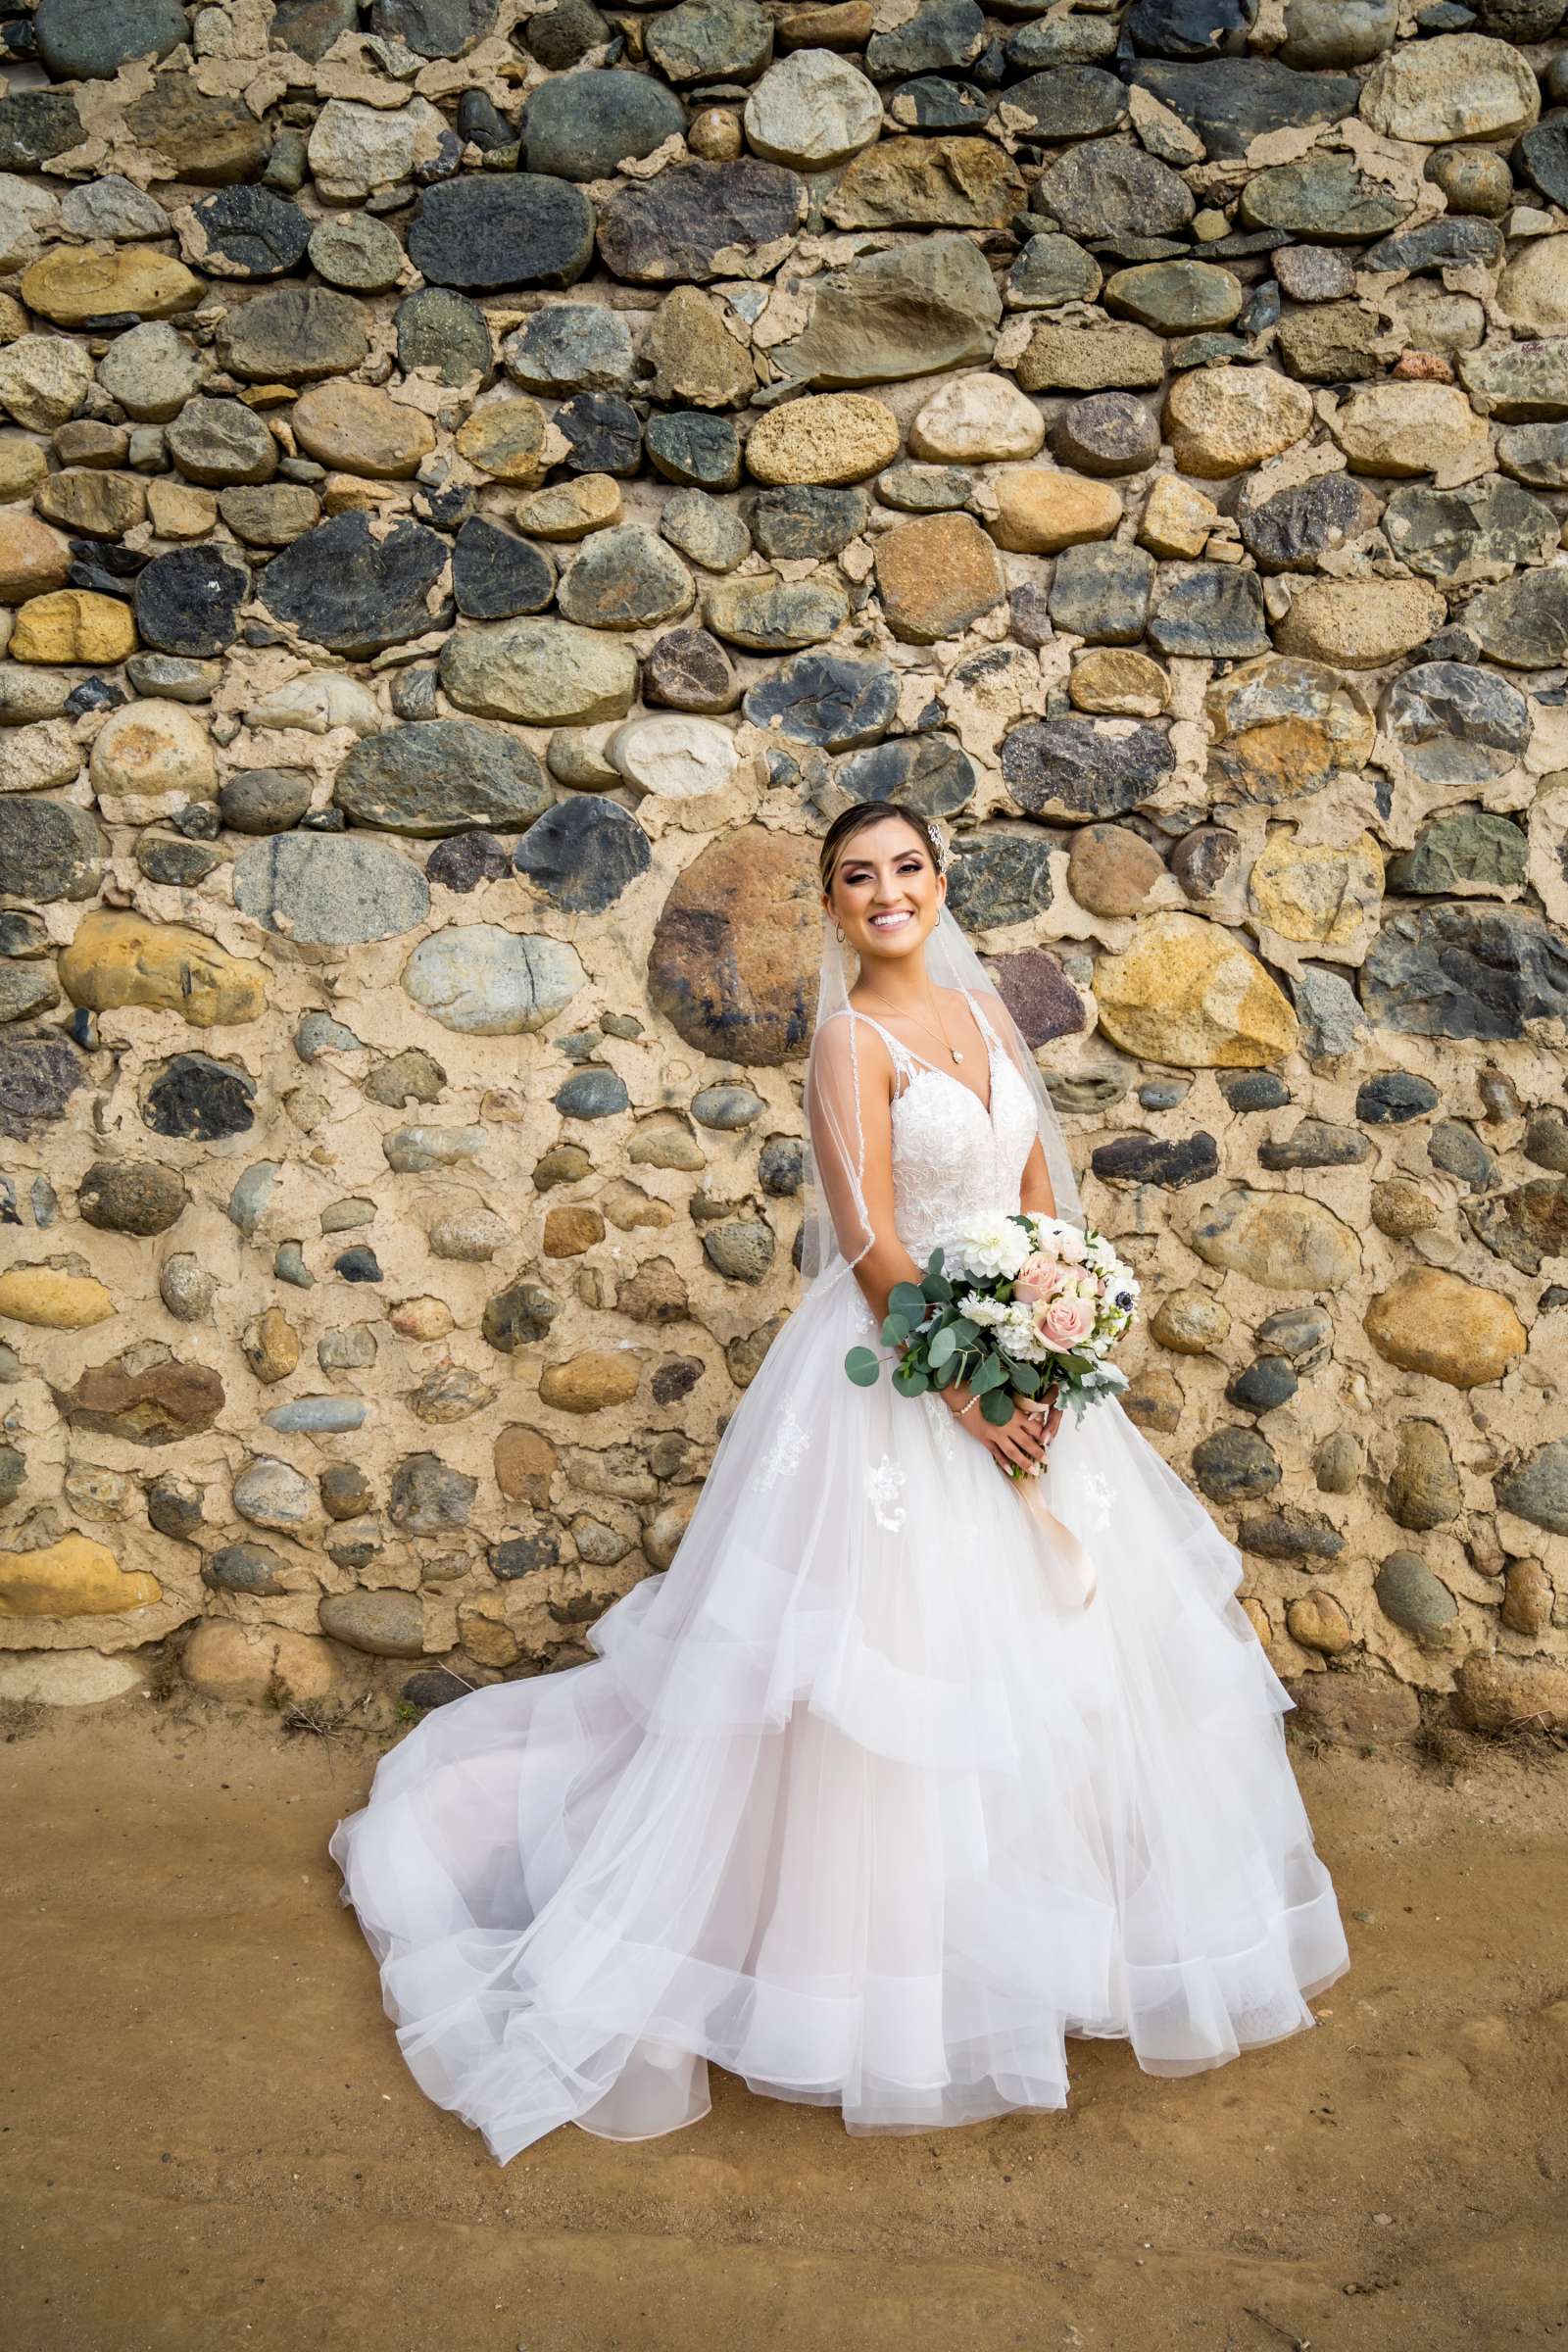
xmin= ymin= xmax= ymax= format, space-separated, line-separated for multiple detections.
xmin=329 ymin=914 xmax=1350 ymax=2161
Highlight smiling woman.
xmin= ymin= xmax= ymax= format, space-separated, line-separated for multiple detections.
xmin=329 ymin=803 xmax=1349 ymax=2161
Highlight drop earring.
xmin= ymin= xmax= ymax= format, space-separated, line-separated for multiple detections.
xmin=835 ymin=924 xmax=845 ymax=942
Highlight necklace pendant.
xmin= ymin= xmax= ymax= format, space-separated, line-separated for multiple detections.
xmin=951 ymin=1049 xmax=963 ymax=1063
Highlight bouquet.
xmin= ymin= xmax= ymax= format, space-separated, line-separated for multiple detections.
xmin=844 ymin=1210 xmax=1139 ymax=1477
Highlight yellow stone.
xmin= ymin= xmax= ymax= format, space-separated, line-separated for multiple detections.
xmin=1364 ymin=1268 xmax=1527 ymax=1390
xmin=290 ymin=381 xmax=436 ymax=479
xmin=494 ymin=1422 xmax=557 ymax=1505
xmin=181 ymin=1619 xmax=337 ymax=1704
xmin=455 ymin=397 xmax=549 ymax=483
xmin=0 ymin=432 xmax=48 ymax=500
xmin=89 ymin=697 xmax=218 ymax=804
xmin=538 ymin=1349 xmax=641 ymax=1412
xmin=1069 ymin=648 xmax=1169 ymax=716
xmin=873 ymin=511 xmax=1004 ymax=644
xmin=0 ymin=1265 xmax=116 ymax=1328
xmin=10 ymin=589 xmax=136 ymax=664
xmin=543 ymin=1203 xmax=606 ymax=1255
xmin=745 ymin=393 xmax=900 ymax=486
xmin=0 ymin=1531 xmax=160 ymax=1617
xmin=20 ymin=247 xmax=203 ymax=325
xmin=1096 ymin=911 xmax=1298 ymax=1067
xmin=1287 ymin=1590 xmax=1354 ymax=1655
xmin=59 ymin=907 xmax=267 ymax=1027
xmin=987 ymin=468 xmax=1122 ymax=554
xmin=1248 ymin=828 xmax=1384 ymax=947
xmin=1139 ymin=473 xmax=1219 ymax=558
xmin=146 ymin=479 xmax=219 ymax=539
xmin=514 ymin=473 xmax=621 ymax=538
xmin=1164 ymin=367 xmax=1313 ymax=478
xmin=1274 ymin=577 xmax=1446 ymax=670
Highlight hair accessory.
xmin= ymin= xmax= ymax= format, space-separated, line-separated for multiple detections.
xmin=925 ymin=819 xmax=951 ymax=875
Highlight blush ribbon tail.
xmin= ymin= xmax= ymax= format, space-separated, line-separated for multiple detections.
xmin=1013 ymin=1470 xmax=1098 ymax=1612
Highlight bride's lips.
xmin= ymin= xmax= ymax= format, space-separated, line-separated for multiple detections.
xmin=867 ymin=909 xmax=914 ymax=931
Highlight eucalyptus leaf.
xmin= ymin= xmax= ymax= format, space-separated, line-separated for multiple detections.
xmin=892 ymin=1363 xmax=929 ymax=1396
xmin=927 ymin=1327 xmax=956 ymax=1367
xmin=969 ymin=1355 xmax=1007 ymax=1395
xmin=845 ymin=1347 xmax=881 ymax=1387
xmin=881 ymin=1313 xmax=910 ymax=1347
xmin=980 ymin=1388 xmax=1015 ymax=1426
xmin=889 ymin=1281 xmax=928 ymax=1325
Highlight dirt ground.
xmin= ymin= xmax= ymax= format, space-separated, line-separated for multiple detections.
xmin=3 ymin=1690 xmax=1565 ymax=2352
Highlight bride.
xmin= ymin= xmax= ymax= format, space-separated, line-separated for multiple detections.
xmin=328 ymin=799 xmax=1350 ymax=2159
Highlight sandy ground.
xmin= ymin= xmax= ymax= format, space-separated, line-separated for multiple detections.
xmin=3 ymin=1689 xmax=1566 ymax=2352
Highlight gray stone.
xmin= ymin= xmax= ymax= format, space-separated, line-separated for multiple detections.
xmin=703 ymin=1216 xmax=776 ymax=1282
xmin=557 ymin=392 xmax=643 ymax=478
xmin=1274 ymin=244 xmax=1355 ymax=303
xmin=1243 ymin=154 xmax=1409 ymax=241
xmin=1004 ymin=13 xmax=1118 ymax=68
xmin=525 ymin=0 xmax=609 ymax=66
xmin=865 ymin=0 xmax=984 ymax=75
xmin=1360 ymin=906 xmax=1568 ymax=1042
xmin=233 ymin=1455 xmax=313 ymax=1531
xmin=319 ymin=1589 xmax=424 ymax=1657
xmin=558 ymin=526 xmax=696 ymax=630
xmin=1494 ymin=1438 xmax=1568 ymax=1536
xmin=660 ymin=489 xmax=752 ymax=572
xmin=395 ymin=288 xmax=494 ymax=388
xmin=1374 ymin=1550 xmax=1457 ymax=1641
xmin=1465 ymin=568 xmax=1568 ymax=667
xmin=0 ymin=799 xmax=105 ymax=903
xmin=1280 ymin=0 xmax=1398 ymax=66
xmin=389 ymin=1450 xmax=477 ymax=1532
xmin=1385 ymin=811 xmax=1529 ymax=896
xmin=941 ymin=826 xmax=1054 ymax=931
xmin=217 ymin=286 xmax=369 ymax=384
xmin=1001 ymin=67 xmax=1128 ymax=141
xmin=645 ymin=412 xmax=741 ymax=490
xmin=1033 ymin=138 xmax=1196 ymax=242
xmin=777 ymin=231 xmax=1001 ymax=387
xmin=744 ymin=653 xmax=897 ymax=749
xmin=1052 ymin=391 xmax=1160 ymax=476
xmin=647 ymin=0 xmax=773 ymax=82
xmin=220 ymin=769 xmax=313 ymax=834
xmin=598 ymin=160 xmax=806 ymax=285
xmin=125 ymin=655 xmax=220 ymax=703
xmin=402 ymin=925 xmax=585 ymax=1035
xmin=1106 ymin=261 xmax=1242 ymax=334
xmin=265 ymin=1396 xmax=368 ymax=1435
xmin=1381 ymin=662 xmax=1532 ymax=787
xmin=1001 ymin=716 xmax=1174 ymax=822
xmin=838 ymin=734 xmax=977 ymax=818
xmin=1367 ymin=216 xmax=1504 ymax=273
xmin=523 ymin=70 xmax=687 ymax=181
xmin=555 ymin=1068 xmax=629 ymax=1117
xmin=1428 ymin=1118 xmax=1496 ymax=1191
xmin=34 ymin=0 xmax=186 ymax=76
xmin=876 ymin=464 xmax=972 ymax=513
xmin=1148 ymin=564 xmax=1269 ymax=659
xmin=1458 ymin=340 xmax=1568 ymax=423
xmin=168 ymin=397 xmax=277 ymax=487
xmin=259 ymin=514 xmax=451 ymax=658
xmin=1525 ymin=1106 xmax=1568 ymax=1173
xmin=308 ymin=213 xmax=406 ymax=294
xmin=503 ymin=306 xmax=635 ymax=395
xmin=1355 ymin=1072 xmax=1440 ymax=1124
xmin=1005 ymin=233 xmax=1103 ymax=311
xmin=1383 ymin=477 xmax=1558 ymax=587
xmin=1496 ymin=419 xmax=1568 ymax=488
xmin=748 ymin=486 xmax=868 ymax=560
xmin=1254 ymin=1303 xmax=1333 ymax=1367
xmin=512 ymin=795 xmax=652 ymax=913
xmin=1048 ymin=543 xmax=1154 ymax=644
xmin=451 ymin=516 xmax=556 ymax=622
xmin=1128 ymin=58 xmax=1357 ymax=160
xmin=334 ymin=722 xmax=551 ymax=838
xmin=703 ymin=573 xmax=849 ymax=651
xmin=1257 ymin=1119 xmax=1370 ymax=1170
xmin=1239 ymin=472 xmax=1381 ymax=572
xmin=232 ymin=833 xmax=431 ymax=947
xmin=1226 ymin=1355 xmax=1298 ymax=1413
xmin=441 ymin=619 xmax=638 ymax=725
xmin=1192 ymin=1425 xmax=1282 ymax=1501
xmin=407 ymin=174 xmax=596 ymax=292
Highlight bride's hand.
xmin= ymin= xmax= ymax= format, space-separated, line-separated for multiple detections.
xmin=943 ymin=1381 xmax=1060 ymax=1476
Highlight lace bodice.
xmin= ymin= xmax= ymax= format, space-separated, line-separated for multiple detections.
xmin=835 ymin=990 xmax=1040 ymax=1267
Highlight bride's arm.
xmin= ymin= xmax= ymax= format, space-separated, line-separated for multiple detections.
xmin=807 ymin=1013 xmax=926 ymax=1324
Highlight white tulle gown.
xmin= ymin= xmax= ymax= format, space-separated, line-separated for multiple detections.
xmin=328 ymin=986 xmax=1350 ymax=2161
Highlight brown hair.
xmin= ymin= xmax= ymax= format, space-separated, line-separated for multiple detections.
xmin=819 ymin=801 xmax=944 ymax=898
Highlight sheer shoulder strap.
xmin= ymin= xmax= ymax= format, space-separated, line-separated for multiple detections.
xmin=826 ymin=1004 xmax=918 ymax=1094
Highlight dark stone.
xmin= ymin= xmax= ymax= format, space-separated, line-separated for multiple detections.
xmin=203 ymin=1542 xmax=287 ymax=1597
xmin=1172 ymin=824 xmax=1241 ymax=901
xmin=886 ymin=76 xmax=990 ymax=132
xmin=513 ymin=795 xmax=652 ymax=914
xmin=391 ymin=669 xmax=441 ymax=722
xmin=133 ymin=548 xmax=248 ymax=659
xmin=760 ymin=1135 xmax=805 ymax=1195
xmin=1091 ymin=1131 xmax=1219 ymax=1188
xmin=334 ymin=1246 xmax=382 ymax=1282
xmin=457 ymin=90 xmax=517 ymax=152
xmin=141 ymin=1054 xmax=257 ymax=1141
xmin=138 ymin=833 xmax=222 ymax=886
xmin=1052 ymin=392 xmax=1161 ymax=477
xmin=452 ymin=516 xmax=556 ymax=620
xmin=271 ymin=0 xmax=360 ymax=59
xmin=558 ymin=391 xmax=644 ymax=477
xmin=1381 ymin=662 xmax=1532 ymax=786
xmin=220 ymin=768 xmax=313 ymax=834
xmin=1239 ymin=472 xmax=1382 ymax=571
xmin=1004 ymin=12 xmax=1118 ymax=67
xmin=1384 ymin=810 xmax=1529 ymax=896
xmin=524 ymin=0 xmax=610 ymax=68
xmin=334 ymin=720 xmax=551 ymax=837
xmin=1517 ymin=116 xmax=1568 ymax=214
xmin=944 ymin=828 xmax=1054 ymax=931
xmin=644 ymin=627 xmax=737 ymax=712
xmin=838 ymin=733 xmax=977 ymax=818
xmin=1383 ymin=479 xmax=1557 ymax=587
xmin=1001 ymin=716 xmax=1174 ymax=821
xmin=556 ymin=1067 xmax=630 ymax=1118
xmin=1364 ymin=217 xmax=1504 ymax=272
xmin=1357 ymin=1072 xmax=1440 ymax=1125
xmin=1243 ymin=154 xmax=1409 ymax=242
xmin=190 ymin=187 xmax=311 ymax=278
xmin=1494 ymin=1436 xmax=1568 ymax=1535
xmin=491 ymin=1528 xmax=561 ymax=1580
xmin=1428 ymin=1118 xmax=1495 ymax=1191
xmin=743 ymin=654 xmax=898 ymax=750
xmin=388 ymin=1451 xmax=478 ymax=1529
xmin=1255 ymin=1304 xmax=1332 ymax=1368
xmin=1219 ymin=1070 xmax=1290 ymax=1111
xmin=34 ymin=0 xmax=188 ymax=76
xmin=1192 ymin=1424 xmax=1282 ymax=1501
xmin=1001 ymin=67 xmax=1128 ymax=141
xmin=1257 ymin=1119 xmax=1371 ymax=1169
xmin=1360 ymin=906 xmax=1568 ymax=1043
xmin=1466 ymin=568 xmax=1568 ymax=668
xmin=1239 ymin=1506 xmax=1344 ymax=1561
xmin=259 ymin=514 xmax=451 ymax=657
xmin=395 ymin=287 xmax=494 ymax=387
xmin=1128 ymin=58 xmax=1358 ymax=160
xmin=0 ymin=801 xmax=103 ymax=904
xmin=0 ymin=89 xmax=82 ymax=171
xmin=989 ymin=945 xmax=1085 ymax=1042
xmin=1005 ymin=232 xmax=1103 ymax=310
xmin=63 ymin=676 xmax=125 ymax=715
xmin=0 ymin=1030 xmax=87 ymax=1140
xmin=1033 ymin=137 xmax=1195 ymax=242
xmin=1227 ymin=1355 xmax=1298 ymax=1413
xmin=407 ymin=174 xmax=596 ymax=292
xmin=522 ymin=69 xmax=687 ymax=181
xmin=1047 ymin=543 xmax=1154 ymax=644
xmin=426 ymin=831 xmax=512 ymax=893
xmin=748 ymin=487 xmax=868 ymax=561
xmin=1148 ymin=564 xmax=1269 ymax=659
xmin=1126 ymin=0 xmax=1256 ymax=58
xmin=218 ymin=286 xmax=369 ymax=384
xmin=646 ymin=0 xmax=773 ymax=81
xmin=369 ymin=0 xmax=498 ymax=56
xmin=481 ymin=1279 xmax=561 ymax=1352
xmin=597 ymin=160 xmax=807 ymax=284
xmin=645 ymin=411 xmax=739 ymax=490
xmin=1463 ymin=1176 xmax=1568 ymax=1275
xmin=865 ymin=0 xmax=985 ymax=74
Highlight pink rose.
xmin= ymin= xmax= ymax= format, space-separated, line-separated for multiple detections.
xmin=1037 ymin=1294 xmax=1094 ymax=1348
xmin=1014 ymin=1251 xmax=1061 ymax=1303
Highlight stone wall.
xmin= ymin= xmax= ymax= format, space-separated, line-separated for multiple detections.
xmin=0 ymin=0 xmax=1565 ymax=1735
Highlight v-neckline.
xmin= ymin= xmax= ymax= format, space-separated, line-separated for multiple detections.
xmin=854 ymin=988 xmax=998 ymax=1121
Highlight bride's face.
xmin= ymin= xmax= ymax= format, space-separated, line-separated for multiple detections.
xmin=824 ymin=817 xmax=945 ymax=964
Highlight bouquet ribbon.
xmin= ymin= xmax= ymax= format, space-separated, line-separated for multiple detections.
xmin=1012 ymin=1470 xmax=1098 ymax=1613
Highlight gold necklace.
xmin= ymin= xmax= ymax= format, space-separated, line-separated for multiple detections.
xmin=856 ymin=981 xmax=965 ymax=1065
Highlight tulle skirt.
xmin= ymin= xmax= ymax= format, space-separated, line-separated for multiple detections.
xmin=327 ymin=1270 xmax=1350 ymax=2161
